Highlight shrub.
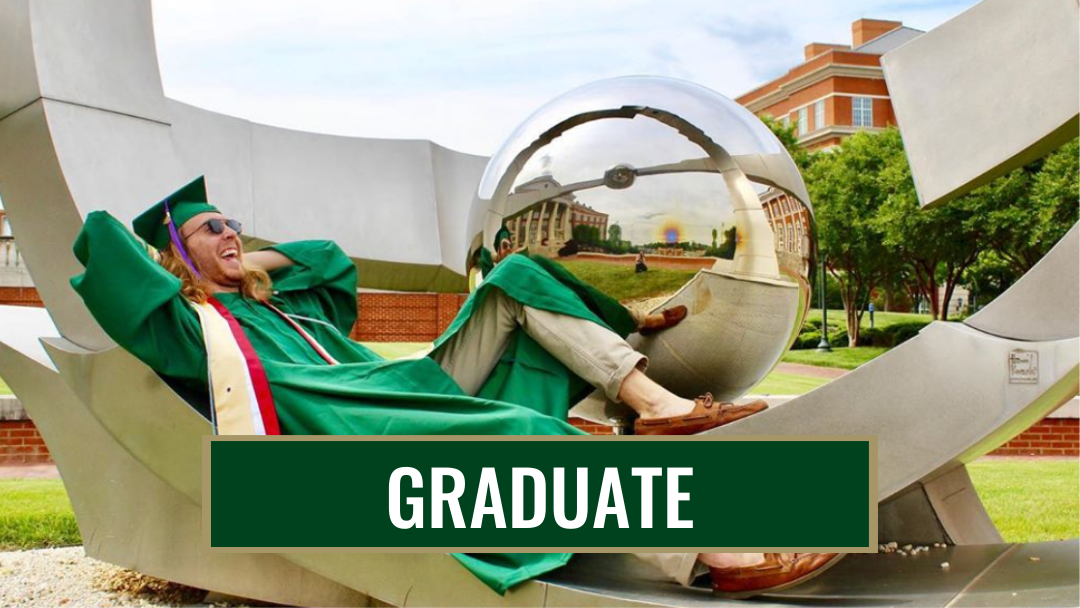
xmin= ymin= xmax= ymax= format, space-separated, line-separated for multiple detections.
xmin=858 ymin=326 xmax=883 ymax=347
xmin=858 ymin=326 xmax=896 ymax=347
xmin=829 ymin=328 xmax=848 ymax=346
xmin=795 ymin=331 xmax=821 ymax=350
xmin=890 ymin=322 xmax=926 ymax=345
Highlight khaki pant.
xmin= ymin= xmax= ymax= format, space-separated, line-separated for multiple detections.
xmin=429 ymin=288 xmax=646 ymax=402
xmin=429 ymin=288 xmax=707 ymax=586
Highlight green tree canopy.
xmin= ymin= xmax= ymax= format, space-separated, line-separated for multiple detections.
xmin=759 ymin=114 xmax=813 ymax=171
xmin=966 ymin=137 xmax=1079 ymax=276
xmin=607 ymin=223 xmax=622 ymax=243
xmin=805 ymin=129 xmax=898 ymax=344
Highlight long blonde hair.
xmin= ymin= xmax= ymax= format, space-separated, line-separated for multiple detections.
xmin=158 ymin=245 xmax=273 ymax=304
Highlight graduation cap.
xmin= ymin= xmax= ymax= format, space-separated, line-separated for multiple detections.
xmin=493 ymin=225 xmax=512 ymax=249
xmin=133 ymin=176 xmax=218 ymax=278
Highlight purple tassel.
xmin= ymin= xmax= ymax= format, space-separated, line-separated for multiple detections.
xmin=164 ymin=199 xmax=202 ymax=280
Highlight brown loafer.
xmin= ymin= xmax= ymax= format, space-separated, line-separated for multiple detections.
xmin=638 ymin=305 xmax=688 ymax=336
xmin=634 ymin=394 xmax=767 ymax=435
xmin=710 ymin=553 xmax=846 ymax=599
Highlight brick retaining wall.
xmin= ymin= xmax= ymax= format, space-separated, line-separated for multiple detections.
xmin=989 ymin=418 xmax=1079 ymax=457
xmin=351 ymin=293 xmax=468 ymax=343
xmin=0 ymin=420 xmax=52 ymax=464
xmin=568 ymin=417 xmax=615 ymax=435
xmin=0 ymin=286 xmax=44 ymax=307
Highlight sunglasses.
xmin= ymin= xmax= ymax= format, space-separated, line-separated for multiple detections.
xmin=187 ymin=218 xmax=243 ymax=237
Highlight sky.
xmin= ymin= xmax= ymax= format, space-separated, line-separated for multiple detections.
xmin=150 ymin=0 xmax=980 ymax=157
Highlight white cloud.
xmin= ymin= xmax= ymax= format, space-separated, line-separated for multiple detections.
xmin=150 ymin=0 xmax=979 ymax=155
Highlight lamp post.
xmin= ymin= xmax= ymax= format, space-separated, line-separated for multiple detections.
xmin=816 ymin=256 xmax=833 ymax=352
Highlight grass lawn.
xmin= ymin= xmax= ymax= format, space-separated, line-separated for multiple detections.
xmin=556 ymin=260 xmax=697 ymax=302
xmin=969 ymin=458 xmax=1080 ymax=543
xmin=361 ymin=342 xmax=431 ymax=360
xmin=2 ymin=459 xmax=1075 ymax=550
xmin=806 ymin=308 xmax=933 ymax=332
xmin=0 ymin=480 xmax=82 ymax=550
xmin=751 ymin=372 xmax=831 ymax=395
xmin=782 ymin=347 xmax=890 ymax=370
xmin=0 ymin=375 xmax=11 ymax=395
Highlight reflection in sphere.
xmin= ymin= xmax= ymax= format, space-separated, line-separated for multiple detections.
xmin=466 ymin=77 xmax=815 ymax=421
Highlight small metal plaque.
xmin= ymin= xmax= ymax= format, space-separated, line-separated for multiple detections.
xmin=1008 ymin=350 xmax=1039 ymax=384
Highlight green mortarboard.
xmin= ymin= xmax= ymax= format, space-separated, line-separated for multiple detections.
xmin=493 ymin=225 xmax=512 ymax=249
xmin=132 ymin=176 xmax=219 ymax=249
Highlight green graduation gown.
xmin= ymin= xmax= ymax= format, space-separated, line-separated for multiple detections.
xmin=69 ymin=211 xmax=631 ymax=594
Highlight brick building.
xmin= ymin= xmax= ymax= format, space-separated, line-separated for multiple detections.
xmin=760 ymin=188 xmax=812 ymax=278
xmin=737 ymin=19 xmax=923 ymax=151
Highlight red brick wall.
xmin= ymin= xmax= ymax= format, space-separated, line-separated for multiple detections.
xmin=0 ymin=286 xmax=44 ymax=307
xmin=0 ymin=420 xmax=52 ymax=464
xmin=989 ymin=418 xmax=1079 ymax=457
xmin=568 ymin=417 xmax=615 ymax=435
xmin=3 ymin=416 xmax=1074 ymax=465
xmin=351 ymin=293 xmax=468 ymax=343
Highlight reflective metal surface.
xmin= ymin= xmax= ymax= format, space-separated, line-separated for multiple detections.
xmin=964 ymin=223 xmax=1079 ymax=342
xmin=0 ymin=1 xmax=1078 ymax=606
xmin=708 ymin=321 xmax=1079 ymax=501
xmin=949 ymin=541 xmax=1080 ymax=608
xmin=882 ymin=0 xmax=1078 ymax=209
xmin=544 ymin=541 xmax=1079 ymax=608
xmin=468 ymin=77 xmax=815 ymax=402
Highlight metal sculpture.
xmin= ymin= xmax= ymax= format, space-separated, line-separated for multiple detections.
xmin=0 ymin=0 xmax=1076 ymax=605
xmin=465 ymin=77 xmax=814 ymax=422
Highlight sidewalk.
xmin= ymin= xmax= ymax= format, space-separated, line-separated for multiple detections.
xmin=774 ymin=362 xmax=848 ymax=379
xmin=0 ymin=463 xmax=59 ymax=479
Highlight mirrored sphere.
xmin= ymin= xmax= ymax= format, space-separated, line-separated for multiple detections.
xmin=466 ymin=76 xmax=816 ymax=419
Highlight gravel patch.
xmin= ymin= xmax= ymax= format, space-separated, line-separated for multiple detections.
xmin=0 ymin=547 xmax=253 ymax=607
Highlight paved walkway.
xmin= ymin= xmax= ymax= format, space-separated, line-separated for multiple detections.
xmin=0 ymin=463 xmax=59 ymax=479
xmin=775 ymin=362 xmax=848 ymax=379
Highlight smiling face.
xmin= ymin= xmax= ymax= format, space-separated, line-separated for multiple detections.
xmin=179 ymin=211 xmax=244 ymax=292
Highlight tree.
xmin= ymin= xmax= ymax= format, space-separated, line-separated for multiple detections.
xmin=711 ymin=227 xmax=718 ymax=249
xmin=607 ymin=223 xmax=622 ymax=244
xmin=873 ymin=130 xmax=983 ymax=321
xmin=717 ymin=226 xmax=737 ymax=259
xmin=572 ymin=224 xmax=600 ymax=246
xmin=804 ymin=130 xmax=897 ymax=345
xmin=967 ymin=137 xmax=1078 ymax=277
xmin=962 ymin=250 xmax=1020 ymax=307
xmin=759 ymin=114 xmax=814 ymax=171
xmin=1030 ymin=137 xmax=1079 ymax=246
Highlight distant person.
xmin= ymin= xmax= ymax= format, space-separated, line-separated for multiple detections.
xmin=635 ymin=250 xmax=649 ymax=273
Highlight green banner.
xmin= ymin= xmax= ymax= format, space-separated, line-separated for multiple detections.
xmin=206 ymin=437 xmax=875 ymax=551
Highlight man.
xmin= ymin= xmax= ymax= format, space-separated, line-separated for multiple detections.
xmin=483 ymin=225 xmax=685 ymax=337
xmin=70 ymin=177 xmax=840 ymax=597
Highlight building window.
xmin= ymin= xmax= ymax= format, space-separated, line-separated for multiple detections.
xmin=853 ymin=97 xmax=873 ymax=128
xmin=814 ymin=100 xmax=825 ymax=130
xmin=798 ymin=108 xmax=808 ymax=135
xmin=781 ymin=115 xmax=790 ymax=128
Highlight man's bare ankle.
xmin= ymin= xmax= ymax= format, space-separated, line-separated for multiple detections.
xmin=639 ymin=397 xmax=694 ymax=420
